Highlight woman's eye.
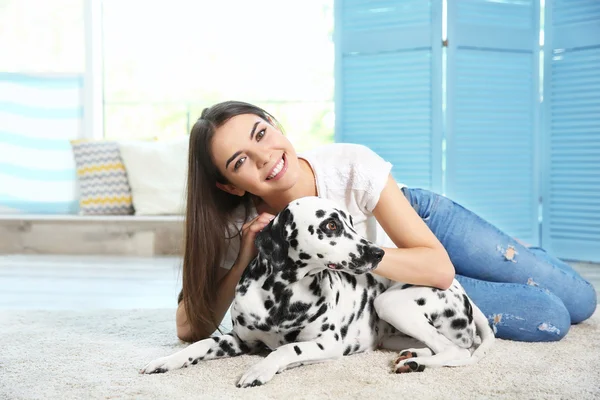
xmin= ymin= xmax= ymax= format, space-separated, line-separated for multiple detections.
xmin=256 ymin=129 xmax=266 ymax=141
xmin=234 ymin=157 xmax=246 ymax=170
xmin=326 ymin=221 xmax=337 ymax=231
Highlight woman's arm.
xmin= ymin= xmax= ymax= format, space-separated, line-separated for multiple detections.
xmin=176 ymin=262 xmax=246 ymax=342
xmin=371 ymin=175 xmax=455 ymax=289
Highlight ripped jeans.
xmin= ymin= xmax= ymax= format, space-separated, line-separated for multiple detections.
xmin=401 ymin=187 xmax=597 ymax=342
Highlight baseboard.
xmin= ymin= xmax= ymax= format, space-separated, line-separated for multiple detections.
xmin=0 ymin=217 xmax=184 ymax=256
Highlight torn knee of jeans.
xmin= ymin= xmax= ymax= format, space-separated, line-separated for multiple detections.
xmin=527 ymin=278 xmax=538 ymax=286
xmin=496 ymin=244 xmax=518 ymax=263
xmin=537 ymin=322 xmax=561 ymax=335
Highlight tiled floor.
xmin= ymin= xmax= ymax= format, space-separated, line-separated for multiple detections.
xmin=0 ymin=255 xmax=598 ymax=311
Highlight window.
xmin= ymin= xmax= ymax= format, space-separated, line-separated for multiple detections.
xmin=0 ymin=0 xmax=84 ymax=73
xmin=101 ymin=0 xmax=335 ymax=152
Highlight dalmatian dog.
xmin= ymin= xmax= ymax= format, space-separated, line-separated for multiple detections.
xmin=141 ymin=196 xmax=494 ymax=387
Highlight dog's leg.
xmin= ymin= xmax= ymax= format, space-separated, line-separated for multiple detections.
xmin=375 ymin=290 xmax=470 ymax=373
xmin=236 ymin=338 xmax=341 ymax=388
xmin=140 ymin=333 xmax=257 ymax=374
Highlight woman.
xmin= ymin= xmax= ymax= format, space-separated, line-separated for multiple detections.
xmin=177 ymin=100 xmax=596 ymax=344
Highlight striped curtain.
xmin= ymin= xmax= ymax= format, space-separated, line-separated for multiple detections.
xmin=0 ymin=73 xmax=82 ymax=214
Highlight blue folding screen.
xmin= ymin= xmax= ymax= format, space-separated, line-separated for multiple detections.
xmin=0 ymin=73 xmax=82 ymax=214
xmin=541 ymin=1 xmax=600 ymax=262
xmin=335 ymin=0 xmax=443 ymax=192
xmin=445 ymin=0 xmax=541 ymax=247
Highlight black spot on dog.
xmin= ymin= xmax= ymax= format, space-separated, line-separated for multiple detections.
xmin=316 ymin=210 xmax=325 ymax=218
xmin=401 ymin=284 xmax=414 ymax=289
xmin=294 ymin=345 xmax=302 ymax=355
xmin=264 ymin=299 xmax=274 ymax=309
xmin=317 ymin=343 xmax=324 ymax=350
xmin=219 ymin=340 xmax=238 ymax=357
xmin=236 ymin=315 xmax=247 ymax=326
xmin=437 ymin=292 xmax=446 ymax=299
xmin=336 ymin=291 xmax=340 ymax=305
xmin=285 ymin=330 xmax=301 ymax=342
xmin=356 ymin=289 xmax=368 ymax=319
xmin=216 ymin=350 xmax=225 ymax=357
xmin=456 ymin=333 xmax=463 ymax=339
xmin=334 ymin=333 xmax=339 ymax=341
xmin=344 ymin=345 xmax=352 ymax=355
xmin=416 ymin=298 xmax=426 ymax=306
xmin=308 ymin=304 xmax=328 ymax=323
xmin=444 ymin=308 xmax=455 ymax=318
xmin=463 ymin=294 xmax=474 ymax=323
xmin=330 ymin=241 xmax=337 ymax=246
xmin=321 ymin=323 xmax=330 ymax=332
xmin=451 ymin=318 xmax=468 ymax=330
xmin=290 ymin=239 xmax=299 ymax=249
xmin=341 ymin=325 xmax=348 ymax=339
xmin=308 ymin=225 xmax=314 ymax=234
xmin=299 ymin=252 xmax=311 ymax=260
xmin=256 ymin=323 xmax=271 ymax=331
xmin=431 ymin=312 xmax=439 ymax=321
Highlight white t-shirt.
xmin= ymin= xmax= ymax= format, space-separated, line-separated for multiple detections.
xmin=222 ymin=143 xmax=404 ymax=270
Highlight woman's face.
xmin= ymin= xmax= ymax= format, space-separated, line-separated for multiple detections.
xmin=210 ymin=113 xmax=301 ymax=198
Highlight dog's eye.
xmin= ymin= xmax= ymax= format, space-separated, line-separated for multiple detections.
xmin=326 ymin=221 xmax=337 ymax=231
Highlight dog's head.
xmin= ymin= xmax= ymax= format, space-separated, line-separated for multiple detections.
xmin=255 ymin=196 xmax=384 ymax=275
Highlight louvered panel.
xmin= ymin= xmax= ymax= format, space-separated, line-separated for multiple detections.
xmin=553 ymin=1 xmax=600 ymax=26
xmin=336 ymin=0 xmax=443 ymax=191
xmin=445 ymin=0 xmax=540 ymax=245
xmin=457 ymin=0 xmax=533 ymax=29
xmin=342 ymin=0 xmax=430 ymax=30
xmin=0 ymin=73 xmax=81 ymax=214
xmin=542 ymin=0 xmax=600 ymax=262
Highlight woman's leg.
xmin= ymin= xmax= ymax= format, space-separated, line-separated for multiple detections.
xmin=455 ymin=274 xmax=571 ymax=342
xmin=402 ymin=188 xmax=597 ymax=329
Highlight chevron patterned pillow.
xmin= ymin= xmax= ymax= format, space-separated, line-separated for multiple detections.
xmin=70 ymin=140 xmax=135 ymax=215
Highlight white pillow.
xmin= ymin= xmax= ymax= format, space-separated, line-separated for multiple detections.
xmin=118 ymin=137 xmax=189 ymax=215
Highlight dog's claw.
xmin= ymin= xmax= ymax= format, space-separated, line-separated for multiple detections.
xmin=237 ymin=360 xmax=278 ymax=388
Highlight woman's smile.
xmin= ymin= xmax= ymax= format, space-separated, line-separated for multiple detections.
xmin=266 ymin=153 xmax=288 ymax=181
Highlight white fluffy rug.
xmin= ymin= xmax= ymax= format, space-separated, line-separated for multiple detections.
xmin=1 ymin=308 xmax=599 ymax=400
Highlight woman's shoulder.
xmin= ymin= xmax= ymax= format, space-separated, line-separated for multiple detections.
xmin=300 ymin=142 xmax=392 ymax=194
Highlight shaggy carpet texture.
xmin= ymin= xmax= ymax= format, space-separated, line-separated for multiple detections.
xmin=1 ymin=308 xmax=598 ymax=400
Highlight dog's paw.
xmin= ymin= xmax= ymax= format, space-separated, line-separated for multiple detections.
xmin=236 ymin=359 xmax=279 ymax=388
xmin=393 ymin=349 xmax=428 ymax=373
xmin=394 ymin=358 xmax=426 ymax=374
xmin=140 ymin=353 xmax=190 ymax=374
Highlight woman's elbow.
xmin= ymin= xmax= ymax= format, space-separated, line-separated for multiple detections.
xmin=177 ymin=325 xmax=194 ymax=343
xmin=435 ymin=253 xmax=456 ymax=290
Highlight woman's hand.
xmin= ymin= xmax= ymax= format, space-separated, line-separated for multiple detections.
xmin=236 ymin=212 xmax=276 ymax=267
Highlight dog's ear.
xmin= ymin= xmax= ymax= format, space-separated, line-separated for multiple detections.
xmin=255 ymin=208 xmax=292 ymax=266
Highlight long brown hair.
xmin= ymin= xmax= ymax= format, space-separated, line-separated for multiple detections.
xmin=182 ymin=100 xmax=281 ymax=341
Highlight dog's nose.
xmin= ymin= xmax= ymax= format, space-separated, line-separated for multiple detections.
xmin=367 ymin=247 xmax=385 ymax=262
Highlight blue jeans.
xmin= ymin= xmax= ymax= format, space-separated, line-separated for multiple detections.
xmin=401 ymin=187 xmax=597 ymax=342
